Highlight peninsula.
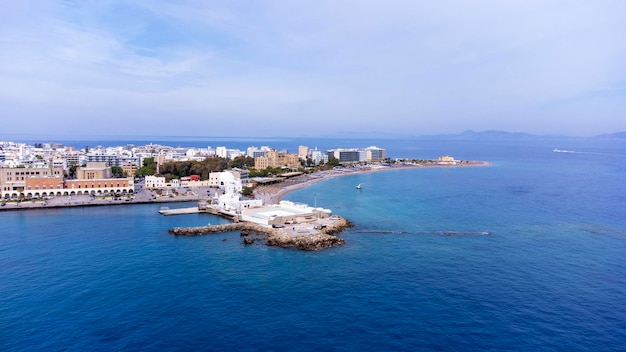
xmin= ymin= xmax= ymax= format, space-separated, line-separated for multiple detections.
xmin=1 ymin=139 xmax=489 ymax=249
xmin=164 ymin=160 xmax=489 ymax=250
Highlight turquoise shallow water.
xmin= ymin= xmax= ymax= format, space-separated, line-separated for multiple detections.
xmin=1 ymin=138 xmax=626 ymax=351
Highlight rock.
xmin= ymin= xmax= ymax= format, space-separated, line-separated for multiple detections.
xmin=168 ymin=217 xmax=352 ymax=250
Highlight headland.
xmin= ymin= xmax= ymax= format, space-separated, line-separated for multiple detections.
xmin=1 ymin=139 xmax=490 ymax=250
xmin=169 ymin=216 xmax=353 ymax=251
xmin=166 ymin=160 xmax=489 ymax=250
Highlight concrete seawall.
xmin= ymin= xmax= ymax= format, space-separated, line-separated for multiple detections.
xmin=168 ymin=217 xmax=353 ymax=250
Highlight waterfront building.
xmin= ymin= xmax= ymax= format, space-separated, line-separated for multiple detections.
xmin=365 ymin=146 xmax=387 ymax=161
xmin=327 ymin=149 xmax=361 ymax=163
xmin=0 ymin=166 xmax=64 ymax=183
xmin=215 ymin=171 xmax=262 ymax=212
xmin=145 ymin=175 xmax=166 ymax=189
xmin=64 ymin=178 xmax=133 ymax=196
xmin=310 ymin=148 xmax=328 ymax=165
xmin=1 ymin=165 xmax=65 ymax=199
xmin=437 ymin=155 xmax=457 ymax=165
xmin=1 ymin=163 xmax=132 ymax=199
xmin=241 ymin=200 xmax=332 ymax=226
xmin=254 ymin=150 xmax=300 ymax=170
xmin=326 ymin=146 xmax=387 ymax=163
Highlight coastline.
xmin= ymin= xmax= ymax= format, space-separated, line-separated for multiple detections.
xmin=0 ymin=189 xmax=201 ymax=212
xmin=254 ymin=161 xmax=491 ymax=205
xmin=0 ymin=161 xmax=490 ymax=212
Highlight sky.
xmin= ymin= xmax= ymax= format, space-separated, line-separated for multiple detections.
xmin=1 ymin=1 xmax=625 ymax=138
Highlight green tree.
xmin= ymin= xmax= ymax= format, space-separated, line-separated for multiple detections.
xmin=228 ymin=156 xmax=254 ymax=169
xmin=248 ymin=166 xmax=283 ymax=177
xmin=136 ymin=157 xmax=157 ymax=176
xmin=241 ymin=186 xmax=254 ymax=197
xmin=326 ymin=157 xmax=340 ymax=168
xmin=158 ymin=157 xmax=229 ymax=180
xmin=68 ymin=164 xmax=78 ymax=179
xmin=111 ymin=166 xmax=125 ymax=178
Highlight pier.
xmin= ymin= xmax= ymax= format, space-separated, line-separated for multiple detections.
xmin=158 ymin=207 xmax=201 ymax=215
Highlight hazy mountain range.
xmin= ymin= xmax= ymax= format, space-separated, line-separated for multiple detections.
xmin=327 ymin=130 xmax=626 ymax=140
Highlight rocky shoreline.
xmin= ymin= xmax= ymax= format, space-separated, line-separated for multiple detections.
xmin=168 ymin=217 xmax=353 ymax=250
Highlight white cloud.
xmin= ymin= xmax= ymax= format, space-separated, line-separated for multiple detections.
xmin=1 ymin=0 xmax=625 ymax=137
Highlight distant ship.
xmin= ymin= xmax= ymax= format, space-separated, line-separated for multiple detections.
xmin=553 ymin=148 xmax=573 ymax=153
xmin=356 ymin=183 xmax=363 ymax=189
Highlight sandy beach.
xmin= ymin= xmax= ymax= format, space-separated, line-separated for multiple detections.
xmin=254 ymin=161 xmax=490 ymax=205
xmin=0 ymin=161 xmax=489 ymax=211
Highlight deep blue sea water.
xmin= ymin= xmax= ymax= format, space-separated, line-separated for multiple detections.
xmin=1 ymin=138 xmax=626 ymax=351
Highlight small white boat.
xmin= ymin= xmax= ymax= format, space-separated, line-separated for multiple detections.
xmin=356 ymin=183 xmax=363 ymax=189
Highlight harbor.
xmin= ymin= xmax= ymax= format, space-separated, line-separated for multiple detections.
xmin=161 ymin=161 xmax=492 ymax=250
xmin=164 ymin=170 xmax=351 ymax=250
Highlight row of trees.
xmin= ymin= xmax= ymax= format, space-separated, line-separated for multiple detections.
xmin=159 ymin=157 xmax=229 ymax=181
xmin=133 ymin=155 xmax=342 ymax=181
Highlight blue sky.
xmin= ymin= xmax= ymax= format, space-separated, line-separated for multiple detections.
xmin=1 ymin=1 xmax=625 ymax=138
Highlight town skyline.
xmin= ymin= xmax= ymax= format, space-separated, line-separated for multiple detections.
xmin=2 ymin=1 xmax=625 ymax=137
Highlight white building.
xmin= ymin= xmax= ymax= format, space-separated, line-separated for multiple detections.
xmin=145 ymin=175 xmax=166 ymax=189
xmin=310 ymin=148 xmax=328 ymax=165
xmin=216 ymin=171 xmax=262 ymax=211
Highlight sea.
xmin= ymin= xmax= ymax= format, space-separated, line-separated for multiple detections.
xmin=1 ymin=137 xmax=625 ymax=351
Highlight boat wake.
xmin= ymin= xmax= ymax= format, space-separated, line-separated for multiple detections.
xmin=553 ymin=148 xmax=626 ymax=156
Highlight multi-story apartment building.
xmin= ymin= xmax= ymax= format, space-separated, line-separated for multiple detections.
xmin=310 ymin=148 xmax=328 ymax=165
xmin=85 ymin=153 xmax=121 ymax=167
xmin=121 ymin=163 xmax=137 ymax=178
xmin=254 ymin=150 xmax=300 ymax=170
xmin=247 ymin=146 xmax=269 ymax=158
xmin=327 ymin=149 xmax=361 ymax=163
xmin=326 ymin=146 xmax=387 ymax=163
xmin=298 ymin=146 xmax=309 ymax=160
xmin=365 ymin=146 xmax=387 ymax=161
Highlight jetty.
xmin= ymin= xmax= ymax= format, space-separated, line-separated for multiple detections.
xmin=158 ymin=207 xmax=201 ymax=215
xmin=168 ymin=216 xmax=352 ymax=250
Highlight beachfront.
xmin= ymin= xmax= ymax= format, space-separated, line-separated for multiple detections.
xmin=253 ymin=161 xmax=491 ymax=204
xmin=0 ymin=159 xmax=490 ymax=250
xmin=0 ymin=160 xmax=490 ymax=212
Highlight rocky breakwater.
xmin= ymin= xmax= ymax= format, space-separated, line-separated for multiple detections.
xmin=168 ymin=217 xmax=353 ymax=251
